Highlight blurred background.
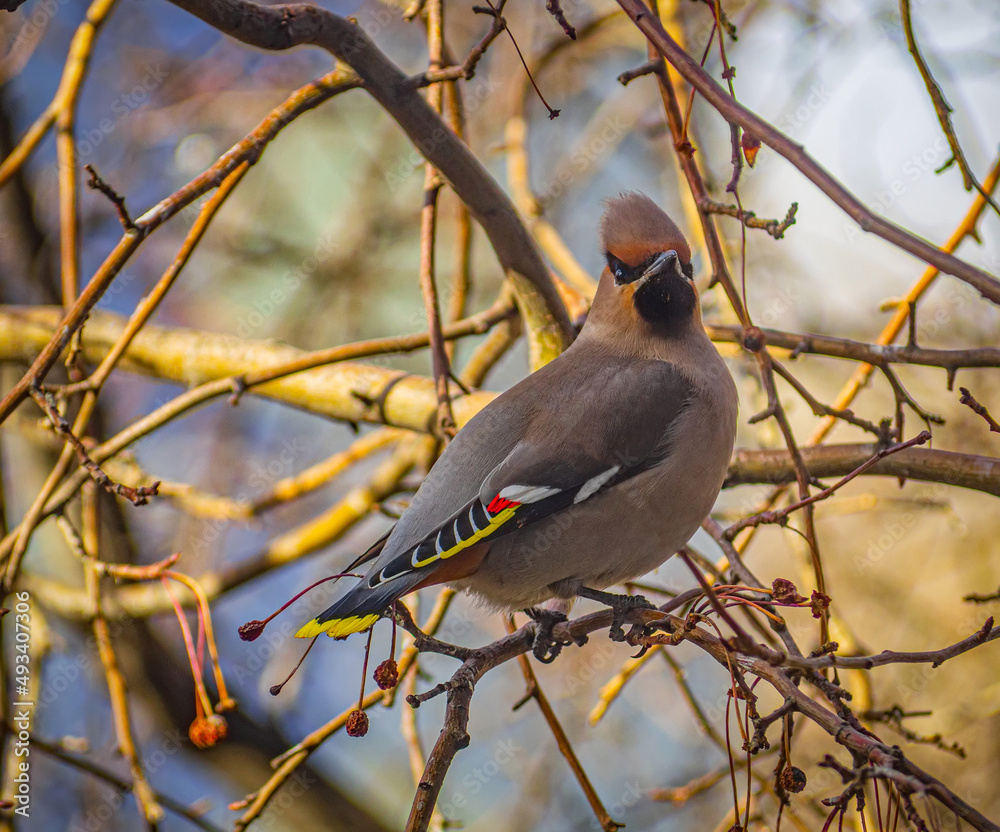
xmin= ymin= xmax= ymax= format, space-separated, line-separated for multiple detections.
xmin=1 ymin=0 xmax=999 ymax=829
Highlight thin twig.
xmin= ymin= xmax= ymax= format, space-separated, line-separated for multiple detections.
xmin=0 ymin=68 xmax=364 ymax=427
xmin=724 ymin=431 xmax=931 ymax=539
xmin=0 ymin=161 xmax=249 ymax=593
xmin=398 ymin=598 xmax=1000 ymax=832
xmin=730 ymin=152 xmax=1000 ymax=565
xmin=661 ymin=648 xmax=727 ymax=748
xmin=481 ymin=0 xmax=560 ymax=118
xmin=617 ymin=60 xmax=659 ymax=86
xmin=412 ymin=0 xmax=506 ymax=85
xmin=959 ymin=387 xmax=1000 ymax=433
xmin=29 ymin=385 xmax=159 ymax=506
xmin=616 ymin=0 xmax=1000 ymax=305
xmin=76 ymin=485 xmax=164 ymax=827
xmin=417 ymin=0 xmax=456 ymax=439
xmin=84 ymin=164 xmax=135 ymax=230
xmin=21 ymin=730 xmax=223 ymax=832
xmin=771 ymin=359 xmax=885 ymax=436
xmin=0 ymin=0 xmax=118 ymax=189
xmin=863 ymin=706 xmax=965 ymax=758
xmin=544 ymin=0 xmax=576 ymax=39
xmin=0 ymin=7 xmax=578 ymax=422
xmin=881 ymin=364 xmax=945 ymax=434
xmin=0 ymin=304 xmax=517 ymax=579
xmin=748 ymin=342 xmax=831 ymax=644
xmin=699 ymin=198 xmax=798 ymax=240
xmin=645 ymin=36 xmax=749 ymax=323
xmin=898 ymin=0 xmax=1000 ymax=219
xmin=964 ymin=588 xmax=1000 ymax=604
xmin=741 ymin=616 xmax=998 ymax=673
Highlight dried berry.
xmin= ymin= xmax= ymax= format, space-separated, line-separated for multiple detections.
xmin=810 ymin=590 xmax=832 ymax=619
xmin=772 ymin=578 xmax=806 ymax=605
xmin=779 ymin=765 xmax=807 ymax=793
xmin=346 ymin=709 xmax=369 ymax=738
xmin=373 ymin=658 xmax=399 ymax=691
xmin=189 ymin=714 xmax=228 ymax=748
xmin=238 ymin=620 xmax=266 ymax=642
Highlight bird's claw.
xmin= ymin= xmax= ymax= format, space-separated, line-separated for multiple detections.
xmin=524 ymin=608 xmax=585 ymax=663
xmin=578 ymin=587 xmax=656 ymax=643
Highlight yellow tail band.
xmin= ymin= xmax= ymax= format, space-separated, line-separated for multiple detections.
xmin=295 ymin=613 xmax=380 ymax=639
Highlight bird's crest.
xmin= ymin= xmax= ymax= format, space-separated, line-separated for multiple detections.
xmin=600 ymin=192 xmax=691 ymax=267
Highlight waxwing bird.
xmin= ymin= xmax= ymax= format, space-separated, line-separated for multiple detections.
xmin=297 ymin=192 xmax=739 ymax=660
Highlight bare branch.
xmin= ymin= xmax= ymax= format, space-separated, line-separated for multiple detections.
xmin=707 ymin=323 xmax=1000 ymax=373
xmin=163 ymin=0 xmax=571 ymax=348
xmin=698 ymin=198 xmax=798 ymax=240
xmin=615 ymin=0 xmax=1000 ymax=305
xmin=725 ymin=442 xmax=1000 ymax=498
xmin=84 ymin=164 xmax=135 ymax=230
xmin=743 ymin=616 xmax=998 ymax=673
xmin=506 ymin=618 xmax=621 ymax=832
xmin=899 ymin=0 xmax=1000 ymax=218
xmin=29 ymin=385 xmax=159 ymax=506
xmin=543 ymin=0 xmax=576 ymax=39
xmin=723 ymin=431 xmax=931 ymax=539
xmin=959 ymin=386 xmax=1000 ymax=433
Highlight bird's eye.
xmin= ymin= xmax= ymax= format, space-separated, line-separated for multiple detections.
xmin=606 ymin=253 xmax=631 ymax=285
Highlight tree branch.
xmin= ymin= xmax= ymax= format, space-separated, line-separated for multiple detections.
xmin=615 ymin=0 xmax=1000 ymax=305
xmin=162 ymin=0 xmax=573 ymax=365
xmin=726 ymin=442 xmax=1000 ymax=498
xmin=707 ymin=323 xmax=1000 ymax=374
xmin=899 ymin=0 xmax=1000 ymax=218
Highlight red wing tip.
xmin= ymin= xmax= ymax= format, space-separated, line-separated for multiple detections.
xmin=486 ymin=495 xmax=519 ymax=513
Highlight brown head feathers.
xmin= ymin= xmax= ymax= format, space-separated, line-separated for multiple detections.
xmin=582 ymin=192 xmax=701 ymax=347
xmin=600 ymin=192 xmax=691 ymax=268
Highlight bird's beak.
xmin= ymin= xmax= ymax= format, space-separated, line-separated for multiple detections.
xmin=638 ymin=250 xmax=683 ymax=285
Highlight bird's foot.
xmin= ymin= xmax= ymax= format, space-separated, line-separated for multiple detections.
xmin=523 ymin=607 xmax=586 ymax=663
xmin=577 ymin=587 xmax=656 ymax=643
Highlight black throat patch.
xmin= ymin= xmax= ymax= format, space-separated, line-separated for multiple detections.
xmin=633 ymin=271 xmax=697 ymax=333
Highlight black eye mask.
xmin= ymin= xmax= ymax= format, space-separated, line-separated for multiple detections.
xmin=605 ymin=251 xmax=693 ymax=286
xmin=606 ymin=253 xmax=636 ymax=285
